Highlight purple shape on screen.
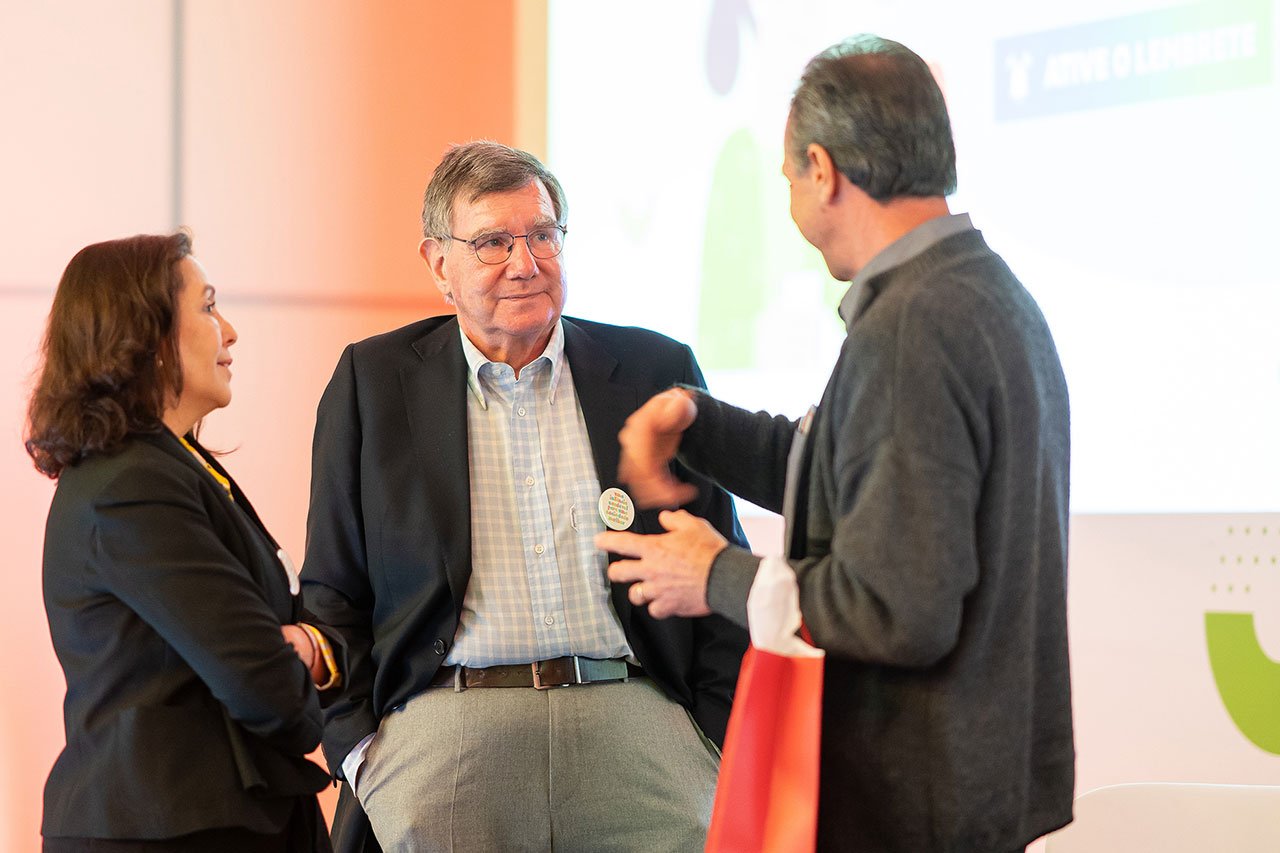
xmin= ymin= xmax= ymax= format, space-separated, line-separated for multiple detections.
xmin=706 ymin=0 xmax=755 ymax=95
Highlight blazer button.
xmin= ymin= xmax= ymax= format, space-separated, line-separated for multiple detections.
xmin=433 ymin=638 xmax=447 ymax=655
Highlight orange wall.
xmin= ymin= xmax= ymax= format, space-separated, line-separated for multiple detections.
xmin=1 ymin=3 xmax=524 ymax=848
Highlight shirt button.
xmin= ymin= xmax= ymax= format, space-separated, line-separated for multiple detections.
xmin=517 ymin=406 xmax=527 ymax=417
xmin=544 ymin=615 xmax=555 ymax=626
xmin=524 ymin=476 xmax=535 ymax=486
xmin=433 ymin=638 xmax=447 ymax=655
xmin=534 ymin=544 xmax=545 ymax=555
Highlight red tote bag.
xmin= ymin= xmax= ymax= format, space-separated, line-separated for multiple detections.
xmin=705 ymin=631 xmax=824 ymax=852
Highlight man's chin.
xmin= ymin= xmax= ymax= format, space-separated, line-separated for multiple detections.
xmin=503 ymin=305 xmax=559 ymax=331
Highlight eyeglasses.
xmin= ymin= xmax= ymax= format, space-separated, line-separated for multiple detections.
xmin=448 ymin=225 xmax=567 ymax=265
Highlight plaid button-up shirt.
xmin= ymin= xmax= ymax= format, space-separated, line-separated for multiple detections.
xmin=446 ymin=321 xmax=632 ymax=666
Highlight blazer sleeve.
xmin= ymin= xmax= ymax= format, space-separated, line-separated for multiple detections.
xmin=301 ymin=343 xmax=381 ymax=776
xmin=674 ymin=346 xmax=751 ymax=747
xmin=91 ymin=462 xmax=323 ymax=757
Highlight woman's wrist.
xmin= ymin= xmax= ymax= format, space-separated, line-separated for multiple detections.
xmin=299 ymin=623 xmax=323 ymax=678
xmin=299 ymin=622 xmax=342 ymax=691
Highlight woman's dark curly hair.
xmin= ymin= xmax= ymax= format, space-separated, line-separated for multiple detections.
xmin=25 ymin=232 xmax=191 ymax=478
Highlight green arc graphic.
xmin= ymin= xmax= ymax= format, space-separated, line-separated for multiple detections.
xmin=1205 ymin=611 xmax=1280 ymax=754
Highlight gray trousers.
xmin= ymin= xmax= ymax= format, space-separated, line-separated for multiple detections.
xmin=355 ymin=676 xmax=720 ymax=852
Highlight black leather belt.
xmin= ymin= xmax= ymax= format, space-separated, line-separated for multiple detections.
xmin=429 ymin=656 xmax=640 ymax=690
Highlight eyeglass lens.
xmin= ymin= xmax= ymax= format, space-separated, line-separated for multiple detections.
xmin=473 ymin=228 xmax=564 ymax=264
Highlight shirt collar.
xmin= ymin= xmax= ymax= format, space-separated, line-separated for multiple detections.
xmin=459 ymin=320 xmax=566 ymax=410
xmin=838 ymin=212 xmax=974 ymax=329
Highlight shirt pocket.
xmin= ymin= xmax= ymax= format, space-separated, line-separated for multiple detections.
xmin=567 ymin=479 xmax=608 ymax=592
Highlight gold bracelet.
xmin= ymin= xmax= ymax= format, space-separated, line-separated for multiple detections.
xmin=299 ymin=623 xmax=320 ymax=669
xmin=300 ymin=623 xmax=341 ymax=691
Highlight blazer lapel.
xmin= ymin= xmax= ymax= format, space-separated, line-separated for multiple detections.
xmin=562 ymin=319 xmax=640 ymax=633
xmin=140 ymin=431 xmax=294 ymax=619
xmin=563 ymin=319 xmax=637 ymax=492
xmin=402 ymin=317 xmax=472 ymax=615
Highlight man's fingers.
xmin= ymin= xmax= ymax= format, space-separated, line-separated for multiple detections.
xmin=657 ymin=508 xmax=696 ymax=531
xmin=615 ymin=388 xmax=700 ymax=510
xmin=605 ymin=557 xmax=644 ymax=584
xmin=647 ymin=597 xmax=677 ymax=620
xmin=622 ymin=476 xmax=698 ymax=510
xmin=632 ymin=481 xmax=698 ymax=510
xmin=655 ymin=387 xmax=698 ymax=429
xmin=596 ymin=530 xmax=649 ymax=558
xmin=667 ymin=481 xmax=700 ymax=508
xmin=615 ymin=454 xmax=660 ymax=489
xmin=625 ymin=387 xmax=695 ymax=434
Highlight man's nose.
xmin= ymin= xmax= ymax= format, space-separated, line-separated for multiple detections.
xmin=506 ymin=237 xmax=539 ymax=276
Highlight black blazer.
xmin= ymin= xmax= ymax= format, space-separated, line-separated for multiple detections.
xmin=40 ymin=430 xmax=330 ymax=841
xmin=302 ymin=316 xmax=749 ymax=852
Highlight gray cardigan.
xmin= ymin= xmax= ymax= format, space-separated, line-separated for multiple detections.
xmin=683 ymin=227 xmax=1075 ymax=852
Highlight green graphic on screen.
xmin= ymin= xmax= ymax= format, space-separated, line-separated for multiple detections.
xmin=697 ymin=129 xmax=767 ymax=370
xmin=696 ymin=129 xmax=842 ymax=371
xmin=1205 ymin=611 xmax=1280 ymax=754
xmin=696 ymin=0 xmax=844 ymax=372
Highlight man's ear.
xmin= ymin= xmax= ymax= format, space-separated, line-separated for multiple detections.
xmin=806 ymin=143 xmax=840 ymax=205
xmin=420 ymin=238 xmax=454 ymax=303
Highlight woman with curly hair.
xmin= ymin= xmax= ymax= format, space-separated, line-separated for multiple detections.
xmin=28 ymin=233 xmax=339 ymax=852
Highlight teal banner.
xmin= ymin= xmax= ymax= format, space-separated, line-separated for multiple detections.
xmin=995 ymin=0 xmax=1273 ymax=120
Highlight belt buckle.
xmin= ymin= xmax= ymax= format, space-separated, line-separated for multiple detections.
xmin=532 ymin=657 xmax=581 ymax=690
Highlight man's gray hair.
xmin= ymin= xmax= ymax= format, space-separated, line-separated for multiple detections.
xmin=421 ymin=141 xmax=568 ymax=239
xmin=788 ymin=35 xmax=957 ymax=200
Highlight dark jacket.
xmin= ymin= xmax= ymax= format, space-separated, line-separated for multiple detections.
xmin=302 ymin=316 xmax=749 ymax=853
xmin=41 ymin=430 xmax=330 ymax=841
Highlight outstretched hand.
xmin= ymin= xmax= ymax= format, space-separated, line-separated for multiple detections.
xmin=617 ymin=387 xmax=700 ymax=508
xmin=597 ymin=510 xmax=727 ymax=619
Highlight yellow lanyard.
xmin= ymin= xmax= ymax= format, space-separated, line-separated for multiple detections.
xmin=178 ymin=436 xmax=233 ymax=501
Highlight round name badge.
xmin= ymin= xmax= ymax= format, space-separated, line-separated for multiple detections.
xmin=598 ymin=488 xmax=636 ymax=531
xmin=277 ymin=547 xmax=301 ymax=596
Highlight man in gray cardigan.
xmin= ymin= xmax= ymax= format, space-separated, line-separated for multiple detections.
xmin=597 ymin=35 xmax=1075 ymax=852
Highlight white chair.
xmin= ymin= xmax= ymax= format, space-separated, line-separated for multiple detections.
xmin=1044 ymin=782 xmax=1280 ymax=853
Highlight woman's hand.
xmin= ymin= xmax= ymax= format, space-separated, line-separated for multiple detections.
xmin=281 ymin=624 xmax=326 ymax=684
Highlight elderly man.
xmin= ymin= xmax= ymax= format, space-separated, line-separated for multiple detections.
xmin=302 ymin=141 xmax=748 ymax=852
xmin=598 ymin=36 xmax=1075 ymax=853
